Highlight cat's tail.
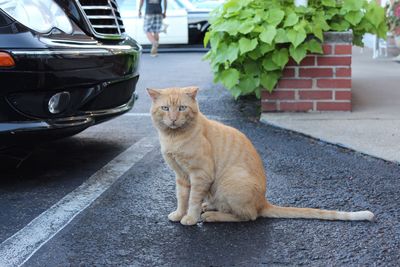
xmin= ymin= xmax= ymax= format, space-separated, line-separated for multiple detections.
xmin=260 ymin=201 xmax=374 ymax=221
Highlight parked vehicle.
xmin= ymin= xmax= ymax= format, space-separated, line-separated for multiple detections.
xmin=176 ymin=0 xmax=218 ymax=45
xmin=0 ymin=0 xmax=141 ymax=149
xmin=118 ymin=0 xmax=222 ymax=45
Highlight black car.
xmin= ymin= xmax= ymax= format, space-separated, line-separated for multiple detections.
xmin=0 ymin=0 xmax=141 ymax=150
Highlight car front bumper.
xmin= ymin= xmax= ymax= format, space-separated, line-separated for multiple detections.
xmin=0 ymin=36 xmax=142 ymax=147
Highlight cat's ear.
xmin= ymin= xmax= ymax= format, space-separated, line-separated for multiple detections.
xmin=185 ymin=87 xmax=199 ymax=100
xmin=147 ymin=88 xmax=161 ymax=101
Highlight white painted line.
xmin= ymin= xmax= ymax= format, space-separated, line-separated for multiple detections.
xmin=0 ymin=137 xmax=158 ymax=267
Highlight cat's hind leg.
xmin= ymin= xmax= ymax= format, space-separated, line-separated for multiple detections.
xmin=210 ymin=168 xmax=264 ymax=222
xmin=201 ymin=201 xmax=217 ymax=212
xmin=201 ymin=211 xmax=244 ymax=222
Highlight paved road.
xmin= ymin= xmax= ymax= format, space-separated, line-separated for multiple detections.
xmin=1 ymin=53 xmax=399 ymax=266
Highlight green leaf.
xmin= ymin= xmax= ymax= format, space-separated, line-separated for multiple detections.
xmin=262 ymin=56 xmax=280 ymax=71
xmin=275 ymin=28 xmax=289 ymax=43
xmin=313 ymin=12 xmax=330 ymax=31
xmin=238 ymin=75 xmax=260 ymax=94
xmin=225 ymin=44 xmax=239 ymax=63
xmin=342 ymin=0 xmax=363 ymax=12
xmin=214 ymin=43 xmax=228 ymax=63
xmin=267 ymin=8 xmax=285 ymax=26
xmin=365 ymin=2 xmax=386 ymax=29
xmin=203 ymin=31 xmax=211 ymax=47
xmin=244 ymin=60 xmax=260 ymax=75
xmin=307 ymin=39 xmax=323 ymax=54
xmin=253 ymin=25 xmax=265 ymax=33
xmin=324 ymin=8 xmax=339 ymax=20
xmin=230 ymin=86 xmax=242 ymax=99
xmin=254 ymin=87 xmax=261 ymax=99
xmin=239 ymin=38 xmax=258 ymax=55
xmin=287 ymin=28 xmax=307 ymax=48
xmin=220 ymin=68 xmax=240 ymax=89
xmin=259 ymin=43 xmax=275 ymax=54
xmin=259 ymin=25 xmax=277 ymax=44
xmin=214 ymin=20 xmax=241 ymax=35
xmin=209 ymin=34 xmax=220 ymax=50
xmin=344 ymin=11 xmax=363 ymax=26
xmin=289 ymin=43 xmax=307 ymax=64
xmin=224 ymin=0 xmax=251 ymax=13
xmin=377 ymin=21 xmax=388 ymax=39
xmin=238 ymin=20 xmax=255 ymax=34
xmin=202 ymin=50 xmax=211 ymax=61
xmin=260 ymin=71 xmax=282 ymax=92
xmin=312 ymin=24 xmax=324 ymax=41
xmin=238 ymin=9 xmax=255 ymax=20
xmin=248 ymin=48 xmax=263 ymax=60
xmin=321 ymin=0 xmax=336 ymax=7
xmin=284 ymin=13 xmax=299 ymax=28
xmin=272 ymin=48 xmax=289 ymax=68
xmin=330 ymin=20 xmax=350 ymax=31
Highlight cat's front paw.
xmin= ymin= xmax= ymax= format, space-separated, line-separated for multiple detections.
xmin=180 ymin=215 xmax=199 ymax=226
xmin=168 ymin=210 xmax=185 ymax=222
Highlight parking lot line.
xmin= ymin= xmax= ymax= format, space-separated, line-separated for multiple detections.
xmin=0 ymin=137 xmax=158 ymax=267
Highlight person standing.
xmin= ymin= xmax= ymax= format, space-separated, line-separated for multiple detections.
xmin=139 ymin=0 xmax=167 ymax=57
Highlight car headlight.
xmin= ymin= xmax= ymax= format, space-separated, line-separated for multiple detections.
xmin=0 ymin=0 xmax=73 ymax=34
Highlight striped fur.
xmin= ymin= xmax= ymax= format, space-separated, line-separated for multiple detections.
xmin=148 ymin=87 xmax=374 ymax=225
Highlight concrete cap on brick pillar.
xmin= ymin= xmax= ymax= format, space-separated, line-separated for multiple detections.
xmin=323 ymin=31 xmax=353 ymax=43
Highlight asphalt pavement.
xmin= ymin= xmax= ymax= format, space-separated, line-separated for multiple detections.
xmin=1 ymin=52 xmax=399 ymax=266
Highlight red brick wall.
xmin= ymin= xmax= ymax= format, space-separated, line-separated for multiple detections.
xmin=262 ymin=32 xmax=352 ymax=112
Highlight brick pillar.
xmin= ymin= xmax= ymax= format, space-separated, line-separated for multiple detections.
xmin=261 ymin=32 xmax=352 ymax=112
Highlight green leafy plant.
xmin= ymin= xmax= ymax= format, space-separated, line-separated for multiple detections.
xmin=203 ymin=0 xmax=387 ymax=98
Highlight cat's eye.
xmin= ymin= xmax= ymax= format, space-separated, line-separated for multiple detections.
xmin=161 ymin=106 xmax=169 ymax=111
xmin=179 ymin=105 xmax=187 ymax=111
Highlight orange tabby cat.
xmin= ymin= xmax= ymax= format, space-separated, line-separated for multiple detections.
xmin=147 ymin=87 xmax=374 ymax=226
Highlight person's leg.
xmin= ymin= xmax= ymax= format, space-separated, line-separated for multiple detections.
xmin=150 ymin=32 xmax=159 ymax=56
xmin=144 ymin=15 xmax=157 ymax=50
xmin=147 ymin=15 xmax=162 ymax=56
xmin=154 ymin=32 xmax=159 ymax=43
xmin=146 ymin=32 xmax=156 ymax=44
xmin=149 ymin=32 xmax=158 ymax=56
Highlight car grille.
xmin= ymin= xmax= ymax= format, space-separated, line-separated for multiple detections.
xmin=75 ymin=0 xmax=125 ymax=40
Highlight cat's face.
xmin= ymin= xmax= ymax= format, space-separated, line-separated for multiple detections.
xmin=147 ymin=87 xmax=199 ymax=131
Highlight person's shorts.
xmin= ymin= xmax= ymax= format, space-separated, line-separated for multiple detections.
xmin=143 ymin=14 xmax=163 ymax=33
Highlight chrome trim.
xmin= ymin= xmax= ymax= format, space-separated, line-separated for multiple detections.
xmin=109 ymin=0 xmax=122 ymax=35
xmin=87 ymin=15 xmax=118 ymax=19
xmin=0 ymin=118 xmax=93 ymax=133
xmin=43 ymin=39 xmax=99 ymax=45
xmin=75 ymin=0 xmax=125 ymax=40
xmin=0 ymin=94 xmax=137 ymax=133
xmin=0 ymin=122 xmax=50 ymax=133
xmin=82 ymin=6 xmax=112 ymax=10
xmin=89 ymin=25 xmax=122 ymax=29
xmin=82 ymin=93 xmax=136 ymax=117
xmin=11 ymin=49 xmax=112 ymax=56
xmin=10 ymin=37 xmax=142 ymax=55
